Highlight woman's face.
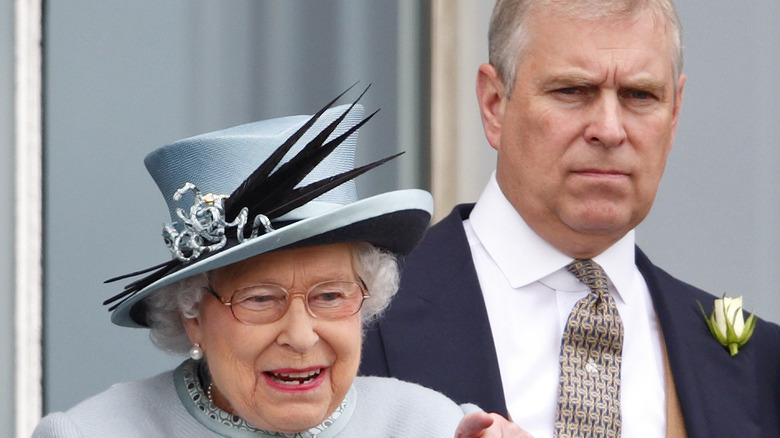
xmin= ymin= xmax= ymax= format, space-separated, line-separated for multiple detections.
xmin=183 ymin=243 xmax=363 ymax=433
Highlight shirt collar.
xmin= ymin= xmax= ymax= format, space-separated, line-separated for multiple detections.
xmin=468 ymin=173 xmax=636 ymax=305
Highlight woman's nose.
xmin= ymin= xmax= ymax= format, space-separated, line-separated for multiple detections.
xmin=275 ymin=297 xmax=319 ymax=353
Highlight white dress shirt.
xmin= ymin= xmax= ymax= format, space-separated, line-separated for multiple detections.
xmin=463 ymin=174 xmax=666 ymax=438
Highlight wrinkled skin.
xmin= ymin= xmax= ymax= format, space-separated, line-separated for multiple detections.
xmin=183 ymin=243 xmax=362 ymax=433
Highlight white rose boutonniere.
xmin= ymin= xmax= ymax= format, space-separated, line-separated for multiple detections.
xmin=698 ymin=295 xmax=756 ymax=356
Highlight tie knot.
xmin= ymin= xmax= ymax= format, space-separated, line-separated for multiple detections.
xmin=567 ymin=259 xmax=608 ymax=294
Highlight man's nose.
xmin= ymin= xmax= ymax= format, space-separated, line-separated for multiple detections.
xmin=584 ymin=93 xmax=627 ymax=148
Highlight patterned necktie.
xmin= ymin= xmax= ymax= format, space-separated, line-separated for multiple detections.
xmin=554 ymin=259 xmax=624 ymax=438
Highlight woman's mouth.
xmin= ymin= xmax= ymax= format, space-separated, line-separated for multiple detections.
xmin=265 ymin=369 xmax=322 ymax=386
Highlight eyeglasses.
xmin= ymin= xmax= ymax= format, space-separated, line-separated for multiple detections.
xmin=206 ymin=280 xmax=370 ymax=325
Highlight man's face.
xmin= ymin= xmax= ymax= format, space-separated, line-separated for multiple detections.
xmin=480 ymin=8 xmax=685 ymax=258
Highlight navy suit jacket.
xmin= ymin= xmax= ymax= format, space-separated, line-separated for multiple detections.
xmin=361 ymin=204 xmax=780 ymax=437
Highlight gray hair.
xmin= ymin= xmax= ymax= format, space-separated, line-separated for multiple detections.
xmin=144 ymin=242 xmax=399 ymax=355
xmin=489 ymin=0 xmax=683 ymax=98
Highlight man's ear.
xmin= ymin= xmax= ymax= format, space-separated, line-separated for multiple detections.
xmin=476 ymin=63 xmax=508 ymax=152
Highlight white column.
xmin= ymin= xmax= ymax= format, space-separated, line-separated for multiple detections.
xmin=14 ymin=0 xmax=43 ymax=436
xmin=430 ymin=0 xmax=495 ymax=222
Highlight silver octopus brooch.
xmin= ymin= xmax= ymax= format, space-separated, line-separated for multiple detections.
xmin=162 ymin=182 xmax=274 ymax=262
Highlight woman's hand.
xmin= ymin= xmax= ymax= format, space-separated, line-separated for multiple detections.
xmin=455 ymin=411 xmax=532 ymax=438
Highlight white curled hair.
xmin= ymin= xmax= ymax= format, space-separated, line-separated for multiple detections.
xmin=145 ymin=242 xmax=399 ymax=355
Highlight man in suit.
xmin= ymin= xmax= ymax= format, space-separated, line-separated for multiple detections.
xmin=361 ymin=0 xmax=780 ymax=436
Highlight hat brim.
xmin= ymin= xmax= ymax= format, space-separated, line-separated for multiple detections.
xmin=111 ymin=188 xmax=433 ymax=328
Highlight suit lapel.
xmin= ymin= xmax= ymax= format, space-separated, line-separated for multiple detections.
xmin=636 ymin=248 xmax=762 ymax=438
xmin=379 ymin=204 xmax=509 ymax=415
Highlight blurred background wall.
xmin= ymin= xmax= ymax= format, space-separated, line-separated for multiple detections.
xmin=3 ymin=1 xmax=780 ymax=436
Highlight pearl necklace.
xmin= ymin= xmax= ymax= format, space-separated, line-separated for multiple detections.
xmin=207 ymin=382 xmax=236 ymax=416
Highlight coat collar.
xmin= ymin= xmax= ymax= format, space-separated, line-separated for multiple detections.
xmin=386 ymin=203 xmax=509 ymax=415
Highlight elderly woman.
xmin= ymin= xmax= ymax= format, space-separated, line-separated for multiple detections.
xmin=34 ymin=93 xmax=525 ymax=438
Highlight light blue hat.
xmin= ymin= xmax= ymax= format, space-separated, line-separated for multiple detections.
xmin=105 ymin=92 xmax=433 ymax=328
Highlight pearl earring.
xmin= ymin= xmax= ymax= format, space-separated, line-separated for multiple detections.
xmin=189 ymin=343 xmax=204 ymax=360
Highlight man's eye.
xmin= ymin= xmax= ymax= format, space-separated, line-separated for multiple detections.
xmin=624 ymin=89 xmax=654 ymax=100
xmin=556 ymin=87 xmax=582 ymax=95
